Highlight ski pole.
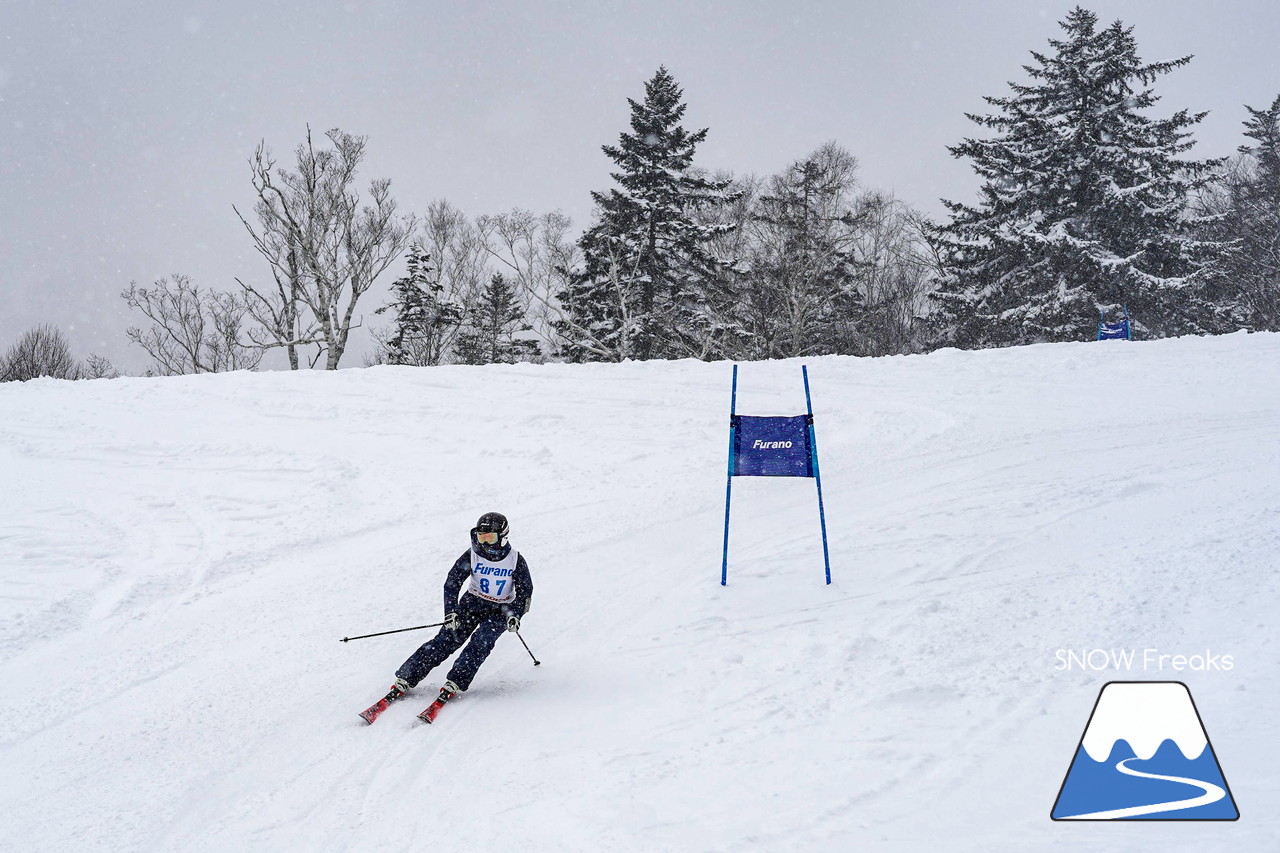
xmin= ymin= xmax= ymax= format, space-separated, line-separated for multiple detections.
xmin=515 ymin=630 xmax=541 ymax=666
xmin=340 ymin=622 xmax=445 ymax=643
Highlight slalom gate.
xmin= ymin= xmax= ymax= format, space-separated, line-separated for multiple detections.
xmin=720 ymin=364 xmax=831 ymax=586
xmin=1097 ymin=305 xmax=1133 ymax=341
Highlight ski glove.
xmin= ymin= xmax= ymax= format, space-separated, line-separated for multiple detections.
xmin=506 ymin=615 xmax=520 ymax=633
xmin=443 ymin=612 xmax=460 ymax=631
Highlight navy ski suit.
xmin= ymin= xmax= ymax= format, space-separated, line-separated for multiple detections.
xmin=395 ymin=545 xmax=532 ymax=692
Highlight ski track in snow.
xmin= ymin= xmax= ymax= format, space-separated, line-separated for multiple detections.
xmin=1 ymin=335 xmax=1277 ymax=850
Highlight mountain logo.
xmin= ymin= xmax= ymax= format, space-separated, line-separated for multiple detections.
xmin=1051 ymin=681 xmax=1239 ymax=821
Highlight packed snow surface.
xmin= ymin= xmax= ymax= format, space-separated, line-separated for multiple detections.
xmin=2 ymin=333 xmax=1277 ymax=850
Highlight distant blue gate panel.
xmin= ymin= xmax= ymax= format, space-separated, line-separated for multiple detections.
xmin=1098 ymin=320 xmax=1130 ymax=340
xmin=731 ymin=415 xmax=814 ymax=477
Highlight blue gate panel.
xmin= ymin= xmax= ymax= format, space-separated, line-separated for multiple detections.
xmin=731 ymin=414 xmax=814 ymax=477
xmin=1098 ymin=320 xmax=1130 ymax=340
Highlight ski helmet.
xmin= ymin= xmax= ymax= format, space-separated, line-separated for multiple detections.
xmin=472 ymin=511 xmax=509 ymax=549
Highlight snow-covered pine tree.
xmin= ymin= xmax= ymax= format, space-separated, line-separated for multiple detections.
xmin=1205 ymin=96 xmax=1280 ymax=329
xmin=558 ymin=67 xmax=739 ymax=361
xmin=372 ymin=246 xmax=461 ymax=366
xmin=931 ymin=6 xmax=1228 ymax=347
xmin=455 ymin=273 xmax=540 ymax=365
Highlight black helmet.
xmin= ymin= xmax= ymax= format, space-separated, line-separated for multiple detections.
xmin=472 ymin=512 xmax=509 ymax=552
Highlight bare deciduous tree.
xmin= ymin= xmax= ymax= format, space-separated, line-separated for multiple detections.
xmin=81 ymin=353 xmax=120 ymax=380
xmin=0 ymin=324 xmax=82 ymax=381
xmin=236 ymin=127 xmax=416 ymax=370
xmin=477 ymin=208 xmax=580 ymax=359
xmin=122 ymin=276 xmax=262 ymax=375
xmin=417 ymin=200 xmax=491 ymax=357
xmin=234 ymin=216 xmax=317 ymax=370
xmin=843 ymin=192 xmax=936 ymax=356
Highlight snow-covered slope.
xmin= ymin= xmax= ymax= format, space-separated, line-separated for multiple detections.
xmin=2 ymin=334 xmax=1277 ymax=851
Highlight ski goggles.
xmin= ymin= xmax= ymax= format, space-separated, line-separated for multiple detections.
xmin=475 ymin=530 xmax=501 ymax=545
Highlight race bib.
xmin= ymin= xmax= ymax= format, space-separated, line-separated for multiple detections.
xmin=469 ymin=548 xmax=519 ymax=603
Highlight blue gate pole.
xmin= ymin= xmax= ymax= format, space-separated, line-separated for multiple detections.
xmin=1123 ymin=304 xmax=1132 ymax=340
xmin=721 ymin=364 xmax=739 ymax=586
xmin=802 ymin=365 xmax=832 ymax=585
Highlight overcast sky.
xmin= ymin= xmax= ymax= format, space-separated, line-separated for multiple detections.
xmin=3 ymin=0 xmax=1277 ymax=373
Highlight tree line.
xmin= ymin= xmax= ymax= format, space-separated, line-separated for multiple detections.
xmin=929 ymin=6 xmax=1276 ymax=346
xmin=4 ymin=5 xmax=1277 ymax=381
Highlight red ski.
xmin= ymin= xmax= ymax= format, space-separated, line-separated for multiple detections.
xmin=416 ymin=700 xmax=446 ymax=724
xmin=359 ymin=684 xmax=406 ymax=725
xmin=416 ymin=686 xmax=458 ymax=724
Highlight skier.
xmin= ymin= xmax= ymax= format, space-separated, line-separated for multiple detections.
xmin=360 ymin=512 xmax=533 ymax=724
